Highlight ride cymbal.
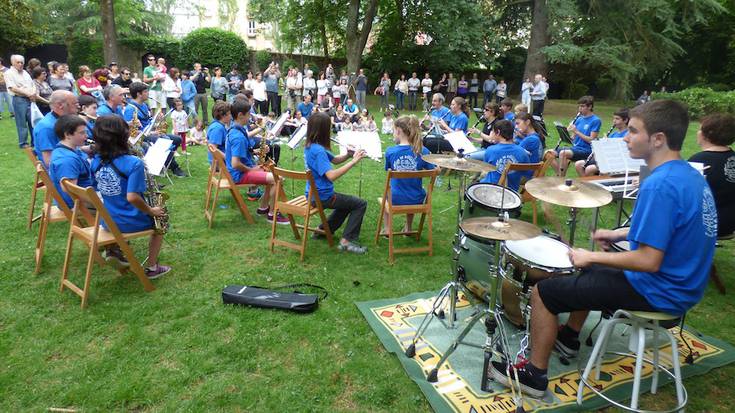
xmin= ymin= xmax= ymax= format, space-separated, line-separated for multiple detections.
xmin=423 ymin=154 xmax=496 ymax=173
xmin=524 ymin=177 xmax=613 ymax=208
xmin=460 ymin=217 xmax=542 ymax=241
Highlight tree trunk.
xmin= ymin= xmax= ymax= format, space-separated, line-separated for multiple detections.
xmin=318 ymin=0 xmax=330 ymax=57
xmin=523 ymin=0 xmax=549 ymax=80
xmin=100 ymin=0 xmax=119 ymax=64
xmin=345 ymin=0 xmax=378 ymax=73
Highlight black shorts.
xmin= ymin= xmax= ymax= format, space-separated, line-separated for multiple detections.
xmin=536 ymin=264 xmax=656 ymax=315
xmin=557 ymin=147 xmax=591 ymax=162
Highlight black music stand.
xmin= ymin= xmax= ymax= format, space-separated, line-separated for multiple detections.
xmin=553 ymin=121 xmax=574 ymax=149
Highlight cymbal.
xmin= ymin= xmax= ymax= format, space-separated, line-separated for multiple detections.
xmin=460 ymin=217 xmax=542 ymax=241
xmin=524 ymin=177 xmax=613 ymax=208
xmin=423 ymin=154 xmax=496 ymax=173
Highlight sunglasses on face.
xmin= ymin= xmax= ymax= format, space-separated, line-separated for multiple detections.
xmin=123 ymin=72 xmax=131 ymax=75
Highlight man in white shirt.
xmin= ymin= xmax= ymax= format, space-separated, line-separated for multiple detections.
xmin=407 ymin=72 xmax=421 ymax=111
xmin=531 ymin=74 xmax=547 ymax=117
xmin=5 ymin=55 xmax=38 ymax=148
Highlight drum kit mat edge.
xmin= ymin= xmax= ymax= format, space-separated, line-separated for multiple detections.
xmin=404 ymin=153 xmax=614 ymax=411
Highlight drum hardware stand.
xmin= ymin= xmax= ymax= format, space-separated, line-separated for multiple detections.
xmin=567 ymin=206 xmax=579 ymax=247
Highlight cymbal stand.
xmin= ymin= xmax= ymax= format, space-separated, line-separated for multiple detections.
xmin=567 ymin=207 xmax=579 ymax=247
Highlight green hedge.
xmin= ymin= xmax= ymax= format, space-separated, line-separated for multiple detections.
xmin=653 ymin=87 xmax=735 ymax=119
xmin=68 ymin=37 xmax=104 ymax=75
xmin=120 ymin=35 xmax=184 ymax=69
xmin=180 ymin=28 xmax=249 ymax=72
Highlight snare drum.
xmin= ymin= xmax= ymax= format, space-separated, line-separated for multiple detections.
xmin=463 ymin=183 xmax=522 ymax=221
xmin=609 ymin=226 xmax=631 ymax=252
xmin=500 ymin=236 xmax=576 ymax=328
xmin=456 ymin=229 xmax=497 ymax=302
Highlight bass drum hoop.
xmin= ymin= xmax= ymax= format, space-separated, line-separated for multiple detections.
xmin=465 ymin=183 xmax=522 ymax=215
xmin=501 ymin=242 xmax=577 ymax=284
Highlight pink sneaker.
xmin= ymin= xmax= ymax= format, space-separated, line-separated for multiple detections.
xmin=267 ymin=212 xmax=290 ymax=225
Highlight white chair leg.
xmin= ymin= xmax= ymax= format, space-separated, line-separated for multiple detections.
xmin=652 ymin=324 xmax=660 ymax=394
xmin=665 ymin=329 xmax=686 ymax=412
xmin=630 ymin=323 xmax=646 ymax=410
xmin=578 ymin=317 xmax=619 ymax=405
xmin=594 ymin=318 xmax=625 ymax=380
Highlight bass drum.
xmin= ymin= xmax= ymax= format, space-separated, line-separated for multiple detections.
xmin=463 ymin=183 xmax=522 ymax=221
xmin=456 ymin=229 xmax=497 ymax=303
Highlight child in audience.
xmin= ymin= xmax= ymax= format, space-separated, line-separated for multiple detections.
xmin=381 ymin=111 xmax=394 ymax=135
xmin=188 ymin=119 xmax=207 ymax=146
xmin=365 ymin=115 xmax=378 ymax=132
xmin=170 ymin=99 xmax=189 ymax=152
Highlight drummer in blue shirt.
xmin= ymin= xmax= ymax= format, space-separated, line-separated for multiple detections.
xmin=553 ymin=95 xmax=601 ymax=177
xmin=33 ymin=90 xmax=79 ymax=168
xmin=437 ymin=96 xmax=469 ymax=134
xmin=481 ymin=119 xmax=530 ymax=192
xmin=49 ymin=115 xmax=94 ymax=208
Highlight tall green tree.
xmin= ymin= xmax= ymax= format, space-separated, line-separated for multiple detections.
xmin=0 ymin=0 xmax=42 ymax=53
xmin=100 ymin=0 xmax=119 ymax=64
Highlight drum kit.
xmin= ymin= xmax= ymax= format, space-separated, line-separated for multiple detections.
xmin=403 ymin=155 xmax=615 ymax=408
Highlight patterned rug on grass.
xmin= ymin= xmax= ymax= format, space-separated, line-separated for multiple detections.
xmin=357 ymin=291 xmax=735 ymax=413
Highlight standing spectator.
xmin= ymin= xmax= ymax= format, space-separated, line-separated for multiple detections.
xmin=143 ymin=55 xmax=166 ymax=109
xmin=316 ymin=71 xmax=329 ymax=106
xmin=495 ymin=78 xmax=507 ymax=104
xmin=483 ymin=74 xmax=497 ymax=106
xmin=332 ymin=77 xmax=343 ymax=107
xmin=225 ymin=65 xmax=243 ymax=103
xmin=0 ymin=58 xmax=13 ymax=120
xmin=446 ymin=72 xmax=457 ymax=102
xmin=521 ymin=77 xmax=533 ymax=107
xmin=48 ymin=63 xmax=75 ymax=92
xmin=355 ymin=68 xmax=368 ymax=109
xmin=302 ymin=71 xmax=316 ymax=100
xmin=26 ymin=58 xmax=42 ymax=75
xmin=264 ymin=63 xmax=281 ymax=115
xmin=62 ymin=64 xmax=75 ymax=84
xmin=636 ymin=90 xmax=651 ymax=106
xmin=108 ymin=62 xmax=120 ymax=82
xmin=303 ymin=63 xmax=314 ymax=78
xmin=170 ymin=99 xmax=189 ymax=152
xmin=210 ymin=67 xmax=228 ymax=103
xmin=76 ymin=65 xmax=103 ymax=99
xmin=6 ymin=55 xmax=37 ymax=147
xmin=285 ymin=68 xmax=301 ymax=112
xmin=112 ymin=67 xmax=133 ymax=89
xmin=421 ymin=72 xmax=433 ymax=106
xmin=252 ymin=72 xmax=268 ymax=114
xmin=180 ymin=71 xmax=197 ymax=116
xmin=407 ymin=72 xmax=420 ymax=111
xmin=243 ymin=71 xmax=255 ymax=92
xmin=339 ymin=70 xmax=349 ymax=86
xmin=325 ymin=63 xmax=335 ymax=83
xmin=394 ymin=74 xmax=408 ymax=110
xmin=530 ymin=74 xmax=547 ymax=117
xmin=468 ymin=73 xmax=479 ymax=108
xmin=436 ymin=73 xmax=448 ymax=95
xmin=457 ymin=75 xmax=469 ymax=100
xmin=190 ymin=63 xmax=210 ymax=123
xmin=163 ymin=67 xmax=182 ymax=109
xmin=31 ymin=67 xmax=53 ymax=115
xmin=375 ymin=72 xmax=391 ymax=112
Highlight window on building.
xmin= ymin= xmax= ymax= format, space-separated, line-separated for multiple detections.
xmin=247 ymin=20 xmax=257 ymax=37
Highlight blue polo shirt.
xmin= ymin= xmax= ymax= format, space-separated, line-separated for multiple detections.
xmin=482 ymin=143 xmax=530 ymax=192
xmin=127 ymin=100 xmax=152 ymax=129
xmin=625 ymin=160 xmax=717 ymax=315
xmin=298 ymin=102 xmax=315 ymax=118
xmin=430 ymin=106 xmax=451 ymax=122
xmin=571 ymin=114 xmax=601 ymax=152
xmin=519 ymin=132 xmax=543 ymax=163
xmin=91 ymin=154 xmax=152 ymax=233
xmin=207 ymin=120 xmax=228 ymax=164
xmin=448 ymin=112 xmax=469 ymax=133
xmin=225 ymin=124 xmax=254 ymax=182
xmin=33 ymin=112 xmax=60 ymax=167
xmin=504 ymin=111 xmax=515 ymax=122
xmin=96 ymin=103 xmax=124 ymax=118
xmin=609 ymin=129 xmax=628 ymax=139
xmin=49 ymin=144 xmax=94 ymax=208
xmin=385 ymin=145 xmax=434 ymax=205
xmin=304 ymin=143 xmax=335 ymax=201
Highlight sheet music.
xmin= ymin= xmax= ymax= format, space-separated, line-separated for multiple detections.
xmin=270 ymin=111 xmax=291 ymax=137
xmin=287 ymin=125 xmax=307 ymax=149
xmin=443 ymin=131 xmax=477 ymax=154
xmin=143 ymin=138 xmax=172 ymax=176
xmin=336 ymin=131 xmax=383 ymax=160
xmin=592 ymin=139 xmax=646 ymax=175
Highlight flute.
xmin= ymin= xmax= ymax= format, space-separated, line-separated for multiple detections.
xmin=329 ymin=137 xmax=381 ymax=162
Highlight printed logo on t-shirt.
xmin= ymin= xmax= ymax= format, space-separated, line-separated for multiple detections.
xmin=393 ymin=155 xmax=418 ymax=171
xmin=702 ymin=186 xmax=718 ymax=238
xmin=95 ymin=166 xmax=123 ymax=197
xmin=496 ymin=154 xmax=518 ymax=174
xmin=724 ymin=155 xmax=735 ymax=183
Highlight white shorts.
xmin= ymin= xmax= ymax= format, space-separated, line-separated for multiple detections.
xmin=149 ymin=90 xmax=165 ymax=108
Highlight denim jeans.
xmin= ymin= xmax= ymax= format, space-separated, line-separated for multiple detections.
xmin=355 ymin=90 xmax=366 ymax=109
xmin=322 ymin=192 xmax=367 ymax=242
xmin=0 ymin=92 xmax=13 ymax=115
xmin=395 ymin=91 xmax=405 ymax=110
xmin=379 ymin=93 xmax=389 ymax=109
xmin=12 ymin=96 xmax=32 ymax=147
xmin=185 ymin=100 xmax=196 ymax=117
xmin=194 ymin=93 xmax=208 ymax=123
xmin=408 ymin=91 xmax=418 ymax=110
xmin=483 ymin=91 xmax=493 ymax=106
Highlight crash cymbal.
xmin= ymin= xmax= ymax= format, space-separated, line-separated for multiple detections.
xmin=524 ymin=177 xmax=613 ymax=208
xmin=460 ymin=217 xmax=542 ymax=241
xmin=423 ymin=154 xmax=496 ymax=173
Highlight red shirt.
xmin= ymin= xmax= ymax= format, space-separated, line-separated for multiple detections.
xmin=77 ymin=76 xmax=101 ymax=95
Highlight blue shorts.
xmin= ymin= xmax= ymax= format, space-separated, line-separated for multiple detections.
xmin=557 ymin=147 xmax=591 ymax=162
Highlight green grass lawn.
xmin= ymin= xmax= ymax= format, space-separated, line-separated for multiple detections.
xmin=0 ymin=97 xmax=733 ymax=412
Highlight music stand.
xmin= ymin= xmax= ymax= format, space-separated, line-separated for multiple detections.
xmin=553 ymin=121 xmax=574 ymax=150
xmin=285 ymin=124 xmax=308 ymax=196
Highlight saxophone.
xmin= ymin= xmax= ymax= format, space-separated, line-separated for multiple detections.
xmin=144 ymin=170 xmax=170 ymax=234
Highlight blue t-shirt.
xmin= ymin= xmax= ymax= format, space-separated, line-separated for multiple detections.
xmin=384 ymin=145 xmax=435 ymax=205
xmin=571 ymin=114 xmax=601 ymax=152
xmin=33 ymin=112 xmax=60 ymax=167
xmin=122 ymin=105 xmax=136 ymax=123
xmin=448 ymin=112 xmax=469 ymax=133
xmin=304 ymin=143 xmax=335 ymax=202
xmin=127 ymin=100 xmax=152 ymax=129
xmin=344 ymin=103 xmax=359 ymax=114
xmin=96 ymin=103 xmax=124 ymax=118
xmin=91 ymin=154 xmax=152 ymax=233
xmin=482 ymin=143 xmax=530 ymax=192
xmin=49 ymin=144 xmax=94 ymax=208
xmin=206 ymin=120 xmax=228 ymax=164
xmin=84 ymin=119 xmax=95 ymax=140
xmin=181 ymin=79 xmax=197 ymax=103
xmin=519 ymin=132 xmax=543 ymax=163
xmin=430 ymin=106 xmax=451 ymax=122
xmin=298 ymin=102 xmax=315 ymax=118
xmin=608 ymin=128 xmax=628 ymax=139
xmin=504 ymin=112 xmax=515 ymax=122
xmin=225 ymin=125 xmax=254 ymax=182
xmin=625 ymin=160 xmax=717 ymax=315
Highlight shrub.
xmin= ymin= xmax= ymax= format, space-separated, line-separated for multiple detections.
xmin=282 ymin=58 xmax=298 ymax=70
xmin=653 ymin=87 xmax=735 ymax=119
xmin=68 ymin=37 xmax=104 ymax=72
xmin=255 ymin=50 xmax=272 ymax=71
xmin=120 ymin=36 xmax=183 ymax=69
xmin=180 ymin=28 xmax=249 ymax=73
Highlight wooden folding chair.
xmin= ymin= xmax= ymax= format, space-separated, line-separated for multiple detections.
xmin=498 ymin=161 xmax=544 ymax=225
xmin=60 ymin=179 xmax=156 ymax=308
xmin=375 ymin=169 xmax=440 ymax=264
xmin=33 ymin=164 xmax=98 ymax=274
xmin=204 ymin=145 xmax=255 ymax=228
xmin=269 ymin=167 xmax=334 ymax=261
xmin=24 ymin=147 xmax=46 ymax=229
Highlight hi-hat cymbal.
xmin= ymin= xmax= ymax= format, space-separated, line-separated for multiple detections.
xmin=460 ymin=217 xmax=542 ymax=241
xmin=525 ymin=177 xmax=613 ymax=208
xmin=423 ymin=154 xmax=496 ymax=173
